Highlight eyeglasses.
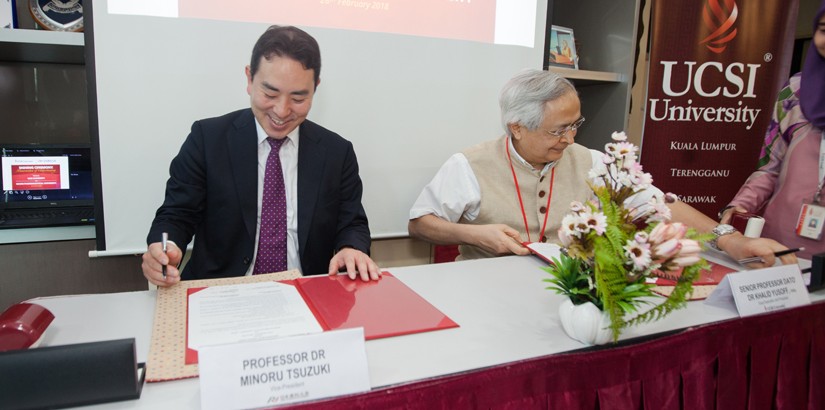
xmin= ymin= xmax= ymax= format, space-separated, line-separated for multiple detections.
xmin=544 ymin=116 xmax=586 ymax=137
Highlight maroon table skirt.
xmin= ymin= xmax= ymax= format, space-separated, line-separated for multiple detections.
xmin=291 ymin=302 xmax=825 ymax=409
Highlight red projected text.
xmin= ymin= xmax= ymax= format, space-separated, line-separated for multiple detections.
xmin=10 ymin=165 xmax=63 ymax=189
xmin=1 ymin=156 xmax=71 ymax=191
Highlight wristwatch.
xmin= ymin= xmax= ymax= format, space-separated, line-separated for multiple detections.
xmin=717 ymin=205 xmax=734 ymax=220
xmin=708 ymin=224 xmax=737 ymax=251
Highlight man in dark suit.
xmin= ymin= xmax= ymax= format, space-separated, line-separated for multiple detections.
xmin=142 ymin=26 xmax=380 ymax=286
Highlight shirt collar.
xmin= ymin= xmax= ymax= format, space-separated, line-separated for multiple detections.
xmin=255 ymin=120 xmax=300 ymax=147
xmin=507 ymin=136 xmax=554 ymax=175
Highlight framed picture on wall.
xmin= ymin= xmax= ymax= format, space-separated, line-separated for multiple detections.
xmin=1 ymin=0 xmax=17 ymax=29
xmin=548 ymin=25 xmax=578 ymax=69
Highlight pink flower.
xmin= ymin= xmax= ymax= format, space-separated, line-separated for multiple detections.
xmin=672 ymin=254 xmax=702 ymax=266
xmin=677 ymin=239 xmax=701 ymax=257
xmin=649 ymin=222 xmax=687 ymax=243
xmin=653 ymin=238 xmax=681 ymax=260
xmin=558 ymin=227 xmax=573 ymax=247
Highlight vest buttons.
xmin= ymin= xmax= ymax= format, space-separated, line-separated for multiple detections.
xmin=538 ymin=190 xmax=546 ymax=198
xmin=243 ymin=257 xmax=251 ymax=265
xmin=540 ymin=235 xmax=547 ymax=242
xmin=539 ymin=206 xmax=547 ymax=214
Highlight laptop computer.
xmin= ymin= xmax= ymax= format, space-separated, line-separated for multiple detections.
xmin=0 ymin=144 xmax=95 ymax=228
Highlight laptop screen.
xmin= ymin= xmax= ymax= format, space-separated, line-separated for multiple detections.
xmin=0 ymin=145 xmax=94 ymax=210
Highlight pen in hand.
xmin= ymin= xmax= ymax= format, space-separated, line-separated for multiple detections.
xmin=737 ymin=247 xmax=804 ymax=265
xmin=161 ymin=232 xmax=168 ymax=279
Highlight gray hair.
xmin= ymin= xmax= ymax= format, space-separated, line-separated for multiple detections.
xmin=499 ymin=69 xmax=577 ymax=137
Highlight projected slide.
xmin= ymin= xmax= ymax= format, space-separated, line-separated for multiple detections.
xmin=1 ymin=157 xmax=71 ymax=191
xmin=108 ymin=0 xmax=537 ymax=47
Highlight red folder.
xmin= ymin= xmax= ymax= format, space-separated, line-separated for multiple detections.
xmin=651 ymin=262 xmax=736 ymax=301
xmin=185 ymin=272 xmax=458 ymax=364
xmin=653 ymin=261 xmax=735 ymax=286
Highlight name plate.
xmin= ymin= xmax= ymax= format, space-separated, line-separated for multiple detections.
xmin=705 ymin=264 xmax=810 ymax=316
xmin=198 ymin=327 xmax=370 ymax=409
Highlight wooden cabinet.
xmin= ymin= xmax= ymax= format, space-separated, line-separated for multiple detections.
xmin=546 ymin=0 xmax=642 ymax=149
xmin=0 ymin=29 xmax=84 ymax=63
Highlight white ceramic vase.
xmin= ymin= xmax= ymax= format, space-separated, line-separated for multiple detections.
xmin=558 ymin=298 xmax=612 ymax=345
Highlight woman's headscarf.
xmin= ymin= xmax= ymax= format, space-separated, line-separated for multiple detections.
xmin=800 ymin=0 xmax=825 ymax=129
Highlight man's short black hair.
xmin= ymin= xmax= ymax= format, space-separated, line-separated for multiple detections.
xmin=250 ymin=25 xmax=321 ymax=86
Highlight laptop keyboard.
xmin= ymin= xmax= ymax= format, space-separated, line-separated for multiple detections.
xmin=0 ymin=208 xmax=95 ymax=228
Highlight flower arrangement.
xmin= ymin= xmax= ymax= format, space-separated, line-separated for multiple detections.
xmin=544 ymin=131 xmax=711 ymax=342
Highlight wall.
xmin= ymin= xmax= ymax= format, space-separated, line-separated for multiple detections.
xmin=0 ymin=236 xmax=431 ymax=311
xmin=3 ymin=1 xmax=814 ymax=311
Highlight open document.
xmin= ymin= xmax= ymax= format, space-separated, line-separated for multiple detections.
xmin=186 ymin=282 xmax=323 ymax=364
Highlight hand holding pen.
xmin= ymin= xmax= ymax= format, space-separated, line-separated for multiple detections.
xmin=140 ymin=233 xmax=181 ymax=287
xmin=737 ymin=247 xmax=804 ymax=265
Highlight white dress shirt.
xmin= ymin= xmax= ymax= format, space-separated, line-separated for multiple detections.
xmin=410 ymin=138 xmax=662 ymax=223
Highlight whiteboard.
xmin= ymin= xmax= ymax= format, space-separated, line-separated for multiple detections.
xmin=87 ymin=0 xmax=547 ymax=255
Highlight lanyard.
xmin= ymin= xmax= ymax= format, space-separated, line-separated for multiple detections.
xmin=817 ymin=131 xmax=825 ymax=204
xmin=505 ymin=137 xmax=556 ymax=243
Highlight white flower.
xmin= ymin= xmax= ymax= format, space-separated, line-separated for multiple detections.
xmin=588 ymin=168 xmax=607 ymax=180
xmin=570 ymin=201 xmax=586 ymax=213
xmin=573 ymin=213 xmax=591 ymax=235
xmin=624 ymin=240 xmax=652 ymax=271
xmin=584 ymin=211 xmax=608 ymax=235
xmin=602 ymin=153 xmax=616 ymax=164
xmin=614 ymin=142 xmax=638 ymax=162
xmin=605 ymin=143 xmax=619 ymax=156
xmin=616 ymin=171 xmax=634 ymax=188
xmin=560 ymin=214 xmax=582 ymax=238
xmin=611 ymin=131 xmax=628 ymax=142
xmin=644 ymin=194 xmax=672 ymax=223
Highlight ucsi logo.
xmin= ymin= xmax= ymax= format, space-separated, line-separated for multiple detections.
xmin=700 ymin=0 xmax=738 ymax=53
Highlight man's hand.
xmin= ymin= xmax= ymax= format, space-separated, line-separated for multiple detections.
xmin=468 ymin=224 xmax=530 ymax=256
xmin=717 ymin=233 xmax=798 ymax=268
xmin=141 ymin=241 xmax=183 ymax=287
xmin=328 ymin=247 xmax=381 ymax=282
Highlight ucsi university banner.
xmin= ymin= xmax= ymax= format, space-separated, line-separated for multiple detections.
xmin=640 ymin=0 xmax=798 ymax=217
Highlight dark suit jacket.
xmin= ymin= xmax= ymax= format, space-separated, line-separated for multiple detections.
xmin=147 ymin=109 xmax=371 ymax=279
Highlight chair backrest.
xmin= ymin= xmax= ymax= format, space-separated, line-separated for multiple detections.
xmin=433 ymin=245 xmax=460 ymax=264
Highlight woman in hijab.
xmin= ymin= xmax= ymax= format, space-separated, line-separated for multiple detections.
xmin=720 ymin=1 xmax=825 ymax=260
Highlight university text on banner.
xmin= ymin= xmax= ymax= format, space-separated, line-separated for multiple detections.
xmin=640 ymin=0 xmax=798 ymax=217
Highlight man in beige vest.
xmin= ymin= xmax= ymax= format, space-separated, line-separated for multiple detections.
xmin=408 ymin=69 xmax=796 ymax=267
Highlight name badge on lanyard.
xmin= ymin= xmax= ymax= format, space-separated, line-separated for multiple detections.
xmin=796 ymin=131 xmax=825 ymax=240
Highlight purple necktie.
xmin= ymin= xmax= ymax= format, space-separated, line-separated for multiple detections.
xmin=253 ymin=137 xmax=287 ymax=274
